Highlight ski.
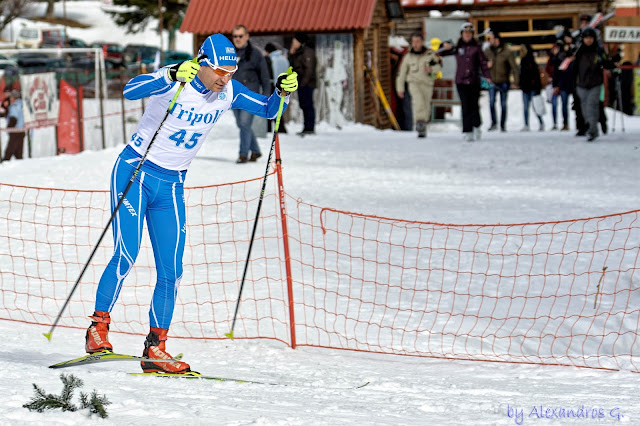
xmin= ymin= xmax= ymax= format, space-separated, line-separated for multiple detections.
xmin=129 ymin=371 xmax=371 ymax=389
xmin=129 ymin=371 xmax=271 ymax=385
xmin=49 ymin=350 xmax=184 ymax=369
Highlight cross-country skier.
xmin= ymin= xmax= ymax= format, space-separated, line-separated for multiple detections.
xmin=84 ymin=33 xmax=298 ymax=374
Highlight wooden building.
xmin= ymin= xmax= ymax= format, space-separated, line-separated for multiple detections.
xmin=396 ymin=0 xmax=606 ymax=51
xmin=180 ymin=0 xmax=405 ymax=130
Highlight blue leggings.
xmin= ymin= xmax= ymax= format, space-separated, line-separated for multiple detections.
xmin=95 ymin=146 xmax=187 ymax=329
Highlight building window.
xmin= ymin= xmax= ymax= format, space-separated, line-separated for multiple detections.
xmin=385 ymin=0 xmax=404 ymax=22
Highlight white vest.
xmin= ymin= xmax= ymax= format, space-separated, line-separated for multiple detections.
xmin=128 ymin=81 xmax=234 ymax=171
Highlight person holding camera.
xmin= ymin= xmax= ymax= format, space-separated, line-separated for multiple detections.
xmin=395 ymin=32 xmax=442 ymax=138
xmin=440 ymin=23 xmax=491 ymax=142
xmin=574 ymin=27 xmax=615 ymax=142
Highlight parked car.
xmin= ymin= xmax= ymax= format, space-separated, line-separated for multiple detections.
xmin=162 ymin=50 xmax=192 ymax=66
xmin=16 ymin=26 xmax=67 ymax=49
xmin=69 ymin=56 xmax=124 ymax=72
xmin=91 ymin=42 xmax=124 ymax=64
xmin=65 ymin=38 xmax=89 ymax=49
xmin=13 ymin=52 xmax=65 ymax=74
xmin=123 ymin=44 xmax=160 ymax=65
xmin=0 ymin=59 xmax=20 ymax=87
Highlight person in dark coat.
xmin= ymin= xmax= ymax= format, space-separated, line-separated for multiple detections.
xmin=231 ymin=25 xmax=271 ymax=163
xmin=552 ymin=38 xmax=575 ymax=131
xmin=518 ymin=44 xmax=544 ymax=131
xmin=573 ymin=27 xmax=615 ymax=142
xmin=289 ymin=32 xmax=317 ymax=136
xmin=2 ymin=90 xmax=25 ymax=162
xmin=264 ymin=42 xmax=289 ymax=133
xmin=440 ymin=23 xmax=491 ymax=141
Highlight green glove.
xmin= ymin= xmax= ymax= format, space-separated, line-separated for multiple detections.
xmin=168 ymin=60 xmax=200 ymax=83
xmin=276 ymin=71 xmax=298 ymax=93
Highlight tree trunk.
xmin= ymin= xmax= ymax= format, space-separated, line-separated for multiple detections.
xmin=46 ymin=0 xmax=55 ymax=19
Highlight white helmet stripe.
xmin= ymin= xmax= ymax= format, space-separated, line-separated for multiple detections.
xmin=208 ymin=37 xmax=219 ymax=66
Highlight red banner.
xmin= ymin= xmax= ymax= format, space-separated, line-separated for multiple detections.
xmin=57 ymin=80 xmax=83 ymax=154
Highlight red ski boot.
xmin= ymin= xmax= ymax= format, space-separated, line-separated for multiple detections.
xmin=140 ymin=327 xmax=191 ymax=373
xmin=85 ymin=311 xmax=113 ymax=353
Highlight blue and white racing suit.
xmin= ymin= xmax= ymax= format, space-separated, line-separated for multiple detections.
xmin=95 ymin=67 xmax=288 ymax=328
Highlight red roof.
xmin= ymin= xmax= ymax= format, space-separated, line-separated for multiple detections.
xmin=181 ymin=0 xmax=378 ymax=34
xmin=401 ymin=0 xmax=550 ymax=6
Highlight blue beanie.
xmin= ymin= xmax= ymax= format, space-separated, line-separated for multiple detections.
xmin=198 ymin=34 xmax=237 ymax=67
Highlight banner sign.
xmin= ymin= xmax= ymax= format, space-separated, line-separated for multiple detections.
xmin=20 ymin=72 xmax=59 ymax=128
xmin=604 ymin=26 xmax=640 ymax=43
xmin=57 ymin=79 xmax=83 ymax=154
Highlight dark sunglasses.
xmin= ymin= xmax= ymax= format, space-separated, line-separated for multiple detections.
xmin=232 ymin=34 xmax=245 ymax=39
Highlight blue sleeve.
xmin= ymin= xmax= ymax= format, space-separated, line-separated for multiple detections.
xmin=230 ymin=80 xmax=288 ymax=119
xmin=123 ymin=67 xmax=175 ymax=100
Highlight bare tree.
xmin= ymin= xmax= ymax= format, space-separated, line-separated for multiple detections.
xmin=0 ymin=0 xmax=32 ymax=34
xmin=45 ymin=0 xmax=53 ymax=19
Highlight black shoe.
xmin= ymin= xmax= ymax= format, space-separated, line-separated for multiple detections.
xmin=575 ymin=130 xmax=586 ymax=137
xmin=500 ymin=125 xmax=506 ymax=132
xmin=296 ymin=129 xmax=315 ymax=137
xmin=249 ymin=152 xmax=262 ymax=162
xmin=587 ymin=133 xmax=598 ymax=142
xmin=236 ymin=155 xmax=248 ymax=164
xmin=488 ymin=123 xmax=497 ymax=131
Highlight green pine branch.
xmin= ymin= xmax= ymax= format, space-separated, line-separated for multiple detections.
xmin=80 ymin=390 xmax=111 ymax=419
xmin=23 ymin=374 xmax=110 ymax=419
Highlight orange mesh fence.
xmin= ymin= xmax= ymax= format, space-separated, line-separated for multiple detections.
xmin=0 ymin=175 xmax=290 ymax=343
xmin=1 ymin=178 xmax=640 ymax=371
xmin=283 ymin=198 xmax=640 ymax=371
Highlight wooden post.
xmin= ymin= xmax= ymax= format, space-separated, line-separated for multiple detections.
xmin=353 ymin=30 xmax=365 ymax=124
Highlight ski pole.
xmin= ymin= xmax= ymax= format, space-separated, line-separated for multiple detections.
xmin=43 ymin=61 xmax=194 ymax=341
xmin=225 ymin=68 xmax=292 ymax=339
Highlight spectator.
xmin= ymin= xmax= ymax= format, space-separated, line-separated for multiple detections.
xmin=2 ymin=90 xmax=25 ymax=162
xmin=395 ymin=32 xmax=442 ymax=138
xmin=390 ymin=41 xmax=413 ymax=131
xmin=545 ymin=43 xmax=561 ymax=130
xmin=574 ymin=27 xmax=615 ymax=142
xmin=559 ymin=31 xmax=588 ymax=135
xmin=264 ymin=42 xmax=290 ymax=133
xmin=553 ymin=40 xmax=575 ymax=131
xmin=483 ymin=32 xmax=519 ymax=132
xmin=0 ymin=90 xmax=10 ymax=117
xmin=440 ymin=23 xmax=491 ymax=142
xmin=231 ymin=25 xmax=271 ymax=163
xmin=289 ymin=33 xmax=317 ymax=136
xmin=518 ymin=44 xmax=544 ymax=131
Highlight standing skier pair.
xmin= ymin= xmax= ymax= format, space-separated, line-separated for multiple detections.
xmin=84 ymin=33 xmax=299 ymax=374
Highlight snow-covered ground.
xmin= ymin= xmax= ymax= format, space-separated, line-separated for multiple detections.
xmin=1 ymin=2 xmax=640 ymax=425
xmin=1 ymin=96 xmax=638 ymax=425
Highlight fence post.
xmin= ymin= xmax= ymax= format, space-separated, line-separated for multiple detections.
xmin=26 ymin=129 xmax=32 ymax=158
xmin=274 ymin=133 xmax=296 ymax=349
xmin=120 ymin=73 xmax=126 ymax=144
xmin=77 ymin=84 xmax=84 ymax=152
xmin=98 ymin=60 xmax=106 ymax=149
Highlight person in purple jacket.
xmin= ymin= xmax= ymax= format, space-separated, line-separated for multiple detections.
xmin=441 ymin=23 xmax=492 ymax=141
